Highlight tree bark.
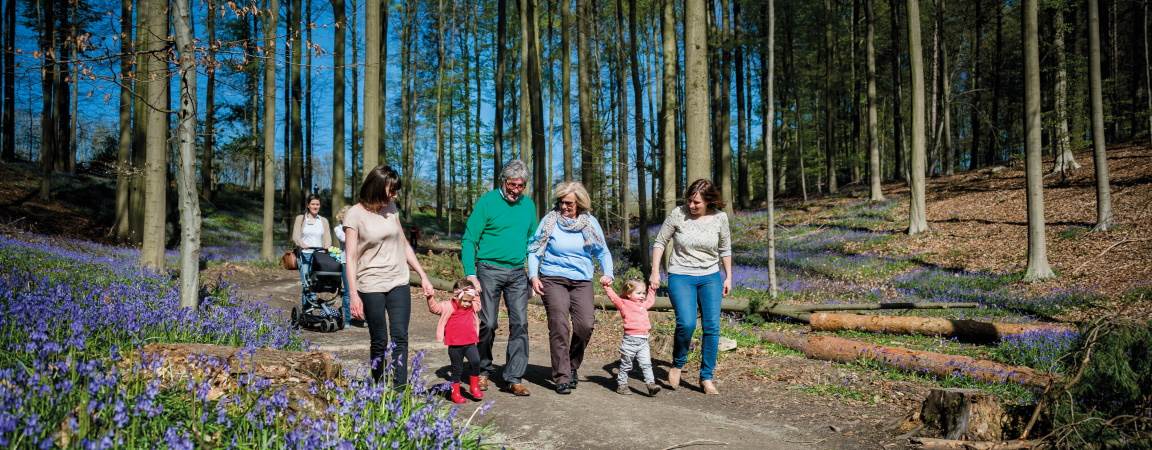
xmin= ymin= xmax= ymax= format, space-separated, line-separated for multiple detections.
xmin=1 ymin=0 xmax=13 ymax=162
xmin=866 ymin=0 xmax=883 ymax=201
xmin=304 ymin=0 xmax=313 ymax=195
xmin=1022 ymin=0 xmax=1053 ymax=281
xmin=734 ymin=1 xmax=747 ymax=209
xmin=809 ymin=312 xmax=1077 ymax=343
xmin=1051 ymin=5 xmax=1079 ymax=176
xmin=661 ymin=0 xmax=678 ymax=215
xmin=525 ymin=0 xmax=546 ymax=217
xmin=1146 ymin=0 xmax=1152 ymax=148
xmin=577 ymin=0 xmax=599 ymax=196
xmin=763 ymin=0 xmax=777 ymax=297
xmin=435 ymin=0 xmax=447 ymax=221
xmin=362 ymin=0 xmax=381 ymax=176
xmin=494 ymin=0 xmax=508 ymax=186
xmin=332 ymin=0 xmax=346 ymax=213
xmin=717 ymin=0 xmax=734 ymax=210
xmin=561 ymin=0 xmax=573 ymax=181
xmin=203 ymin=0 xmax=217 ymax=201
xmin=629 ymin=0 xmax=649 ymax=272
xmin=262 ymin=0 xmax=280 ymax=262
xmin=350 ymin=0 xmax=360 ymax=192
xmin=969 ymin=0 xmax=982 ymax=170
xmin=989 ymin=1 xmax=1002 ymax=165
xmin=684 ymin=0 xmax=711 ymax=183
xmin=113 ymin=0 xmax=133 ymax=240
xmin=906 ymin=0 xmax=929 ymax=235
xmin=37 ymin=0 xmax=56 ymax=202
xmin=1087 ymin=0 xmax=1113 ymax=232
xmin=288 ymin=0 xmax=303 ymax=214
xmin=140 ymin=0 xmax=168 ymax=270
xmin=173 ymin=0 xmax=202 ymax=308
xmin=377 ymin=0 xmax=387 ymax=162
xmin=823 ymin=0 xmax=837 ymax=194
xmin=890 ymin=0 xmax=905 ymax=181
xmin=614 ymin=0 xmax=630 ymax=248
xmin=400 ymin=0 xmax=416 ymax=215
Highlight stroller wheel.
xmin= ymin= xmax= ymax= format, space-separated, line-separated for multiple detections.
xmin=324 ymin=318 xmax=337 ymax=333
xmin=336 ymin=313 xmax=345 ymax=330
xmin=290 ymin=307 xmax=301 ymax=329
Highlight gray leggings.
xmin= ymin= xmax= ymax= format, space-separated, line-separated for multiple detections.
xmin=617 ymin=334 xmax=654 ymax=385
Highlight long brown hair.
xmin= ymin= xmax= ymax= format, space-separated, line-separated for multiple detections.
xmin=358 ymin=165 xmax=402 ymax=213
xmin=683 ymin=179 xmax=725 ymax=210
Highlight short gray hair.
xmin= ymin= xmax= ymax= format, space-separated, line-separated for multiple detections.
xmin=501 ymin=159 xmax=530 ymax=181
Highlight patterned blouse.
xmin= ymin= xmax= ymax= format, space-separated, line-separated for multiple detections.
xmin=652 ymin=206 xmax=732 ymax=276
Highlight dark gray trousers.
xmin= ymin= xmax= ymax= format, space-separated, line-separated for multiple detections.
xmin=541 ymin=276 xmax=595 ymax=386
xmin=476 ymin=262 xmax=530 ymax=384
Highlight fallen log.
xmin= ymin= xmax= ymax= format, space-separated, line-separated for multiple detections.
xmin=411 ymin=272 xmax=978 ymax=315
xmin=754 ymin=332 xmax=1057 ymax=388
xmin=909 ymin=437 xmax=1040 ymax=450
xmin=809 ymin=312 xmax=1077 ymax=343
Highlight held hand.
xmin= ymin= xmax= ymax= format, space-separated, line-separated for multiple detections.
xmin=421 ymin=277 xmax=436 ymax=298
xmin=531 ymin=277 xmax=545 ymax=297
xmin=350 ymin=295 xmax=365 ymax=321
xmin=722 ymin=277 xmax=732 ymax=297
xmin=648 ymin=271 xmax=661 ymax=289
xmin=599 ymin=275 xmax=613 ymax=287
xmin=467 ymin=275 xmax=482 ymax=293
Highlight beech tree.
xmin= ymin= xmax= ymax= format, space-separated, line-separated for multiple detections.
xmin=1087 ymin=0 xmax=1113 ymax=232
xmin=684 ymin=0 xmax=710 ymax=182
xmin=140 ymin=0 xmax=169 ymax=270
xmin=1022 ymin=0 xmax=1054 ymax=281
xmin=906 ymin=0 xmax=928 ymax=235
xmin=261 ymin=0 xmax=280 ymax=262
xmin=866 ymin=0 xmax=883 ymax=201
xmin=173 ymin=0 xmax=202 ymax=307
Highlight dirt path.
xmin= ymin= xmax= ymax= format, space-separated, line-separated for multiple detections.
xmin=235 ymin=269 xmax=900 ymax=449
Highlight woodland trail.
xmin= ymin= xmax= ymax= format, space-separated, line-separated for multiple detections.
xmin=239 ymin=270 xmax=892 ymax=450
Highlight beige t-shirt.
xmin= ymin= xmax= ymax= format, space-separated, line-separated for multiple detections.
xmin=343 ymin=203 xmax=409 ymax=293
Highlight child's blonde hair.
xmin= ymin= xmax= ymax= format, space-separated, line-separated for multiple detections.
xmin=335 ymin=205 xmax=352 ymax=223
xmin=624 ymin=280 xmax=646 ymax=294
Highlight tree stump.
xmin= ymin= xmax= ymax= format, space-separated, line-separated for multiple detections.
xmin=120 ymin=343 xmax=345 ymax=418
xmin=920 ymin=388 xmax=1007 ymax=441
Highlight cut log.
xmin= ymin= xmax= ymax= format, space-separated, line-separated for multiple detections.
xmin=909 ymin=437 xmax=1040 ymax=449
xmin=809 ymin=312 xmax=1077 ymax=343
xmin=921 ymin=388 xmax=1006 ymax=441
xmin=414 ymin=272 xmax=979 ymax=316
xmin=754 ymin=332 xmax=1057 ymax=387
xmin=120 ymin=343 xmax=344 ymax=418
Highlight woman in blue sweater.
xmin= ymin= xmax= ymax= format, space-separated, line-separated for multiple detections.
xmin=528 ymin=181 xmax=614 ymax=395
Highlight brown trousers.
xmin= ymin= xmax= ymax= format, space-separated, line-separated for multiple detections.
xmin=540 ymin=276 xmax=596 ymax=385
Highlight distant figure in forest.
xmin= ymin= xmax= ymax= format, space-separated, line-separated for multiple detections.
xmin=344 ymin=165 xmax=436 ymax=386
xmin=460 ymin=160 xmax=539 ymax=397
xmin=426 ymin=278 xmax=485 ymax=404
xmin=649 ymin=179 xmax=732 ymax=395
xmin=527 ymin=181 xmax=613 ymax=395
xmin=291 ymin=194 xmax=332 ymax=310
xmin=602 ymin=279 xmax=660 ymax=397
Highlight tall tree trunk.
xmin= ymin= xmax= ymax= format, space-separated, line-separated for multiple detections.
xmin=519 ymin=0 xmax=532 ymax=172
xmin=1021 ymin=0 xmax=1053 ymax=281
xmin=261 ymin=0 xmax=280 ymax=262
xmin=363 ymin=0 xmax=381 ymax=175
xmin=37 ymin=0 xmax=56 ymax=202
xmin=685 ymin=0 xmax=711 ymax=183
xmin=561 ymin=0 xmax=573 ymax=181
xmin=763 ymin=0 xmax=777 ymax=297
xmin=1144 ymin=0 xmax=1151 ymax=147
xmin=905 ymin=0 xmax=929 ymax=235
xmin=401 ymin=0 xmax=416 ymax=215
xmin=1088 ymin=0 xmax=1113 ymax=232
xmin=823 ymin=0 xmax=837 ymax=194
xmin=735 ymin=1 xmax=747 ymax=208
xmin=1 ymin=0 xmax=13 ymax=162
xmin=936 ymin=0 xmax=953 ymax=176
xmin=332 ymin=0 xmax=346 ymax=213
xmin=494 ymin=0 xmax=508 ymax=185
xmin=461 ymin=3 xmax=473 ymax=208
xmin=305 ymin=0 xmax=313 ymax=194
xmin=969 ymin=0 xmax=982 ymax=169
xmin=113 ymin=0 xmax=133 ymax=240
xmin=890 ymin=0 xmax=905 ymax=181
xmin=203 ymin=0 xmax=216 ymax=201
xmin=718 ymin=0 xmax=734 ymax=209
xmin=473 ymin=1 xmax=482 ymax=200
xmin=289 ymin=0 xmax=303 ymax=213
xmin=627 ymin=0 xmax=649 ymax=272
xmin=130 ymin=5 xmax=147 ymax=242
xmin=661 ymin=0 xmax=678 ymax=215
xmin=577 ymin=0 xmax=599 ymax=195
xmin=615 ymin=0 xmax=630 ymax=248
xmin=1051 ymin=5 xmax=1079 ymax=176
xmin=989 ymin=0 xmax=1002 ymax=165
xmin=173 ymin=0 xmax=202 ymax=308
xmin=435 ymin=0 xmax=447 ymax=220
xmin=785 ymin=4 xmax=806 ymax=202
xmin=350 ymin=0 xmax=360 ymax=191
xmin=528 ymin=0 xmax=546 ymax=216
xmin=140 ymin=0 xmax=169 ymax=269
xmin=866 ymin=0 xmax=883 ymax=201
xmin=378 ymin=0 xmax=387 ymax=160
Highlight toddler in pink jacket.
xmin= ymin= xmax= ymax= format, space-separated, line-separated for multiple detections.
xmin=603 ymin=279 xmax=661 ymax=396
xmin=427 ymin=279 xmax=484 ymax=403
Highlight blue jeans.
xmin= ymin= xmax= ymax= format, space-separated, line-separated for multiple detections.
xmin=668 ymin=272 xmax=724 ymax=381
xmin=298 ymin=251 xmax=316 ymax=308
xmin=340 ymin=268 xmax=351 ymax=322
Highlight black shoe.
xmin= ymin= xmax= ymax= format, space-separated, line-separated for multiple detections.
xmin=348 ymin=319 xmax=366 ymax=328
xmin=555 ymin=382 xmax=571 ymax=395
xmin=570 ymin=371 xmax=578 ymax=389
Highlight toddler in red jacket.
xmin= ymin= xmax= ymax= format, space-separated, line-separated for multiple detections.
xmin=427 ymin=279 xmax=484 ymax=403
xmin=603 ymin=279 xmax=661 ymax=396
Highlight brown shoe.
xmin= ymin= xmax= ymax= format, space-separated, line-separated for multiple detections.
xmin=507 ymin=383 xmax=531 ymax=396
xmin=476 ymin=375 xmax=489 ymax=391
xmin=666 ymin=367 xmax=681 ymax=390
xmin=701 ymin=380 xmax=719 ymax=395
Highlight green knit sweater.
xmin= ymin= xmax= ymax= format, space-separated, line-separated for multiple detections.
xmin=461 ymin=189 xmax=539 ymax=276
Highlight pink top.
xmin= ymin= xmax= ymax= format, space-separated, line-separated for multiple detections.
xmin=427 ymin=292 xmax=482 ymax=344
xmin=606 ymin=288 xmax=656 ymax=336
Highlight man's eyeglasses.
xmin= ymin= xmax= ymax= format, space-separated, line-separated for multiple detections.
xmin=504 ymin=181 xmax=526 ymax=189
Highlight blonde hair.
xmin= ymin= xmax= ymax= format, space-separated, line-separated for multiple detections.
xmin=624 ymin=280 xmax=646 ymax=293
xmin=552 ymin=181 xmax=592 ymax=213
xmin=335 ymin=205 xmax=352 ymax=223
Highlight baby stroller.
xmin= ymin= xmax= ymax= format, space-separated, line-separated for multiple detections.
xmin=291 ymin=248 xmax=345 ymax=332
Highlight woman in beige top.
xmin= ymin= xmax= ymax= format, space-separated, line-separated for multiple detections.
xmin=649 ymin=179 xmax=732 ymax=395
xmin=344 ymin=165 xmax=436 ymax=386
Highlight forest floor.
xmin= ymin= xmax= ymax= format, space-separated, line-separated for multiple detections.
xmin=1 ymin=143 xmax=1149 ymax=448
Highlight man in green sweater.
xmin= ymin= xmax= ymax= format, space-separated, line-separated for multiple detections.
xmin=462 ymin=160 xmax=539 ymax=396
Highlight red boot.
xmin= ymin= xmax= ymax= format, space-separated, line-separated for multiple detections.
xmin=468 ymin=375 xmax=485 ymax=400
xmin=449 ymin=382 xmax=466 ymax=404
